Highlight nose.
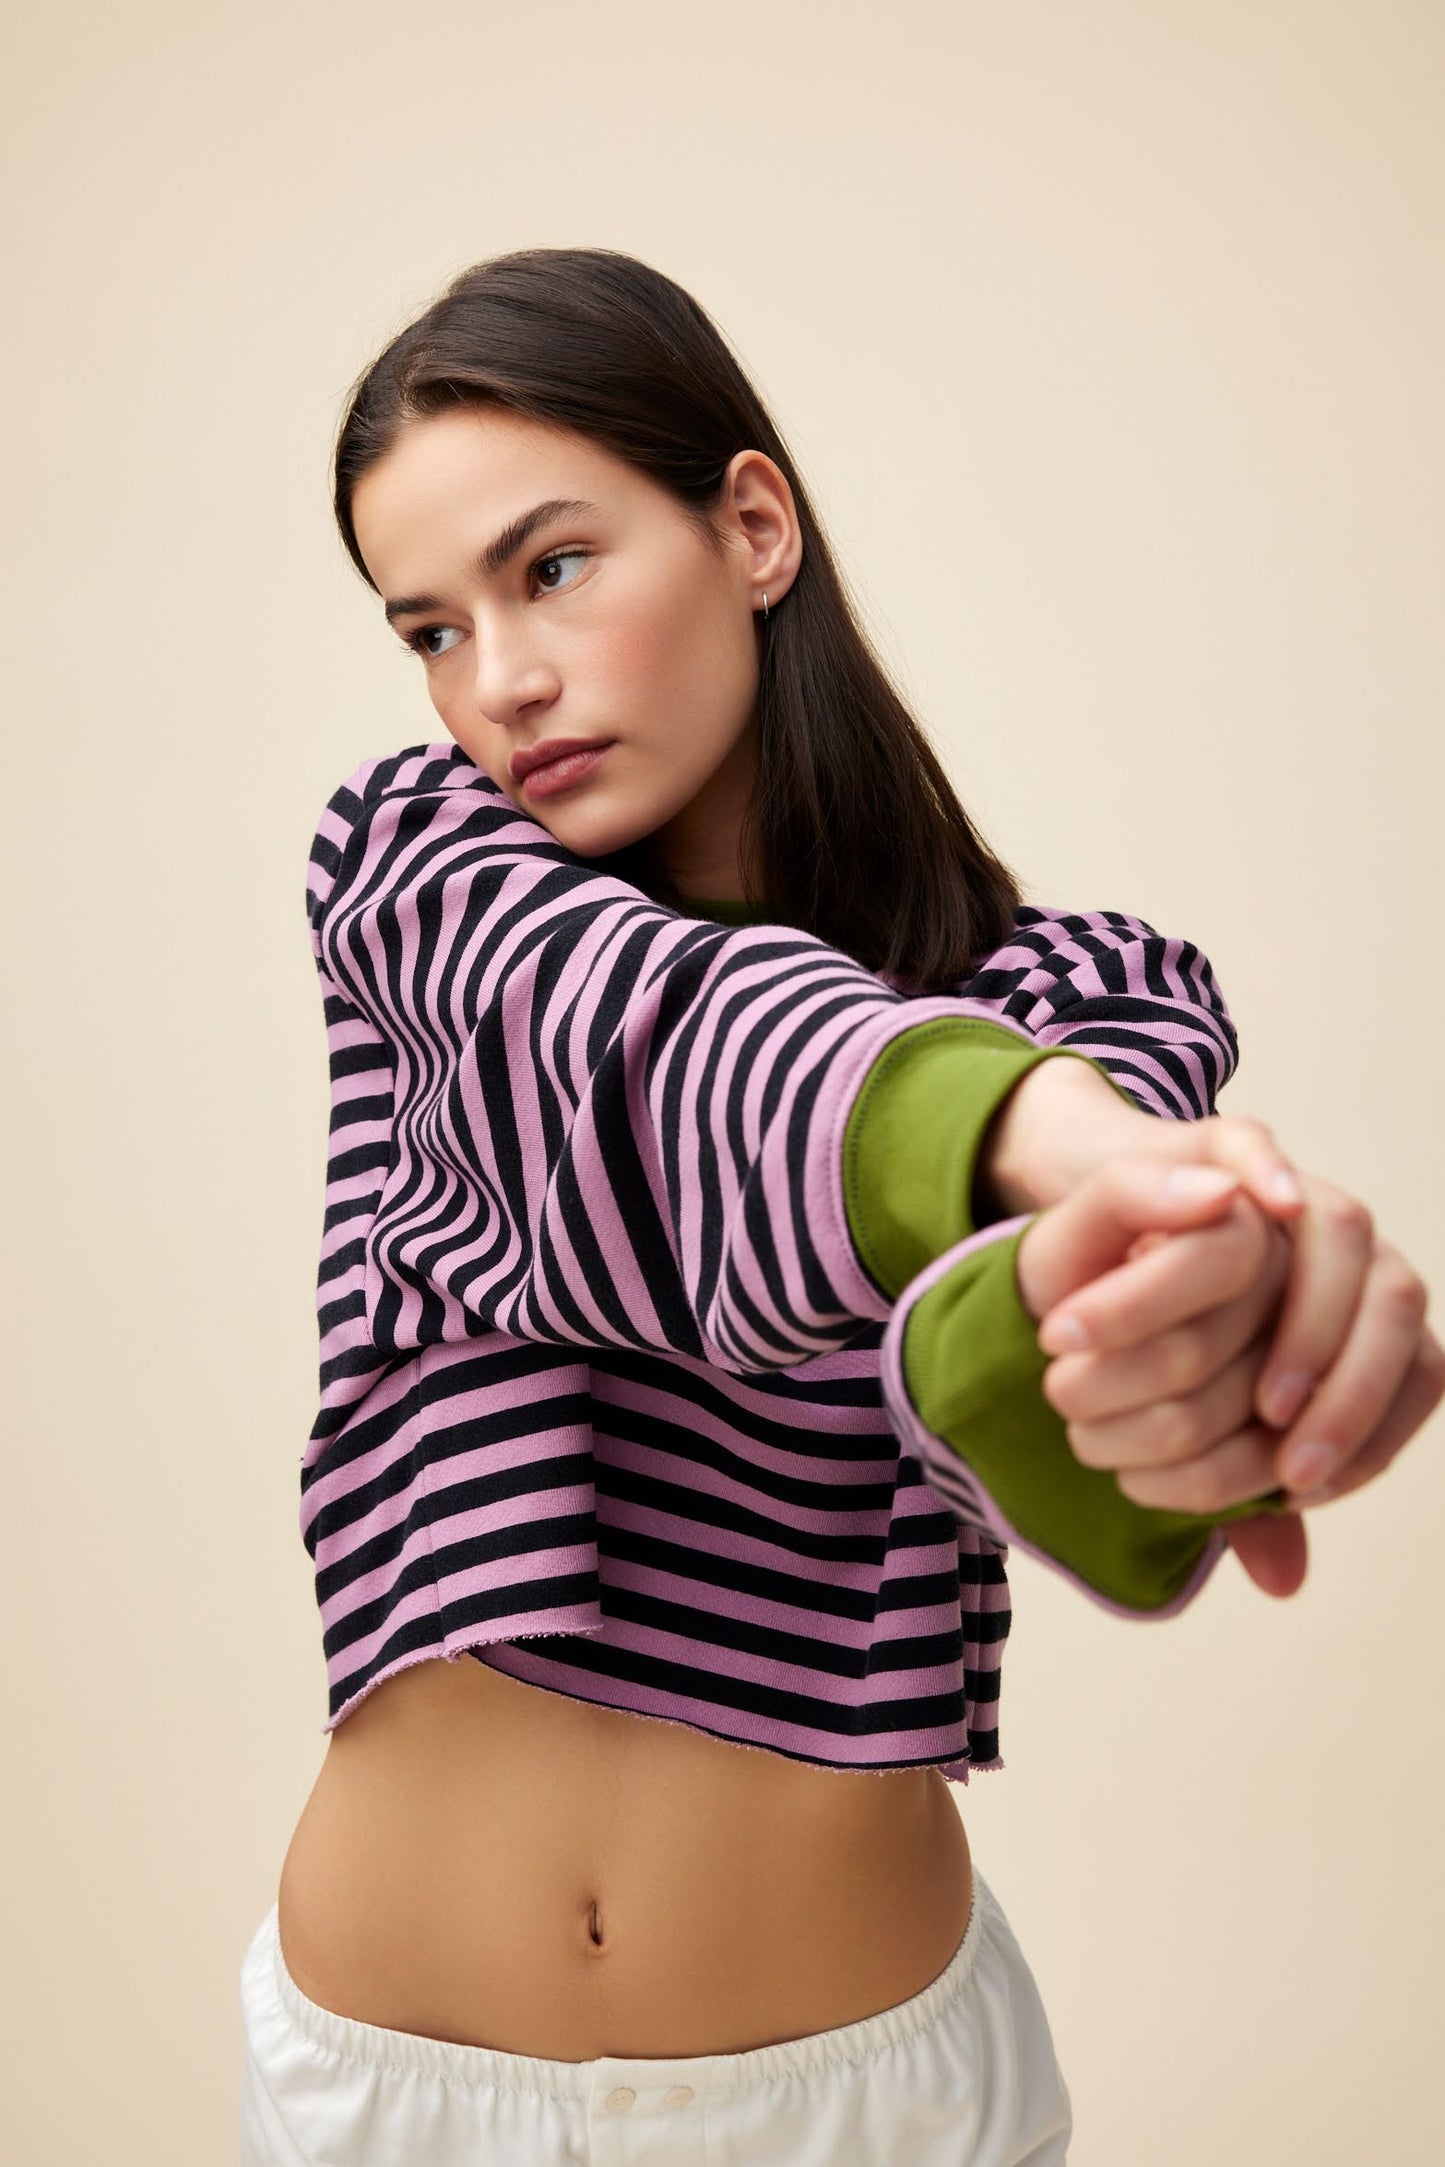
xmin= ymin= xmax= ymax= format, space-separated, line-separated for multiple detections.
xmin=470 ymin=608 xmax=560 ymax=726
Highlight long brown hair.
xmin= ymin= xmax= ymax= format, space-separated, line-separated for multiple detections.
xmin=333 ymin=247 xmax=1022 ymax=995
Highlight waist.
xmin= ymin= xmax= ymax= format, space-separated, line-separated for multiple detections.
xmin=275 ymin=1651 xmax=974 ymax=2061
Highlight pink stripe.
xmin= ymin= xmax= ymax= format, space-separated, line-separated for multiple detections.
xmin=596 ymin=1489 xmax=954 ymax=1590
xmin=471 ymin=1639 xmax=979 ymax=1778
xmin=300 ymin=753 xmax=1241 ymax=1771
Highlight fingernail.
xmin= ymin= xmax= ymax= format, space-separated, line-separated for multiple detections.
xmin=1164 ymin=1166 xmax=1238 ymax=1200
xmin=1269 ymin=1167 xmax=1303 ymax=1206
xmin=1263 ymin=1370 xmax=1313 ymax=1427
xmin=1040 ymin=1311 xmax=1091 ymax=1353
xmin=1282 ymin=1441 xmax=1332 ymax=1490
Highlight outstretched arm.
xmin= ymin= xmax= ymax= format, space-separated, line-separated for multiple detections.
xmin=306 ymin=748 xmax=1106 ymax=1380
xmin=846 ymin=904 xmax=1314 ymax=1613
xmin=872 ymin=936 xmax=1444 ymax=1610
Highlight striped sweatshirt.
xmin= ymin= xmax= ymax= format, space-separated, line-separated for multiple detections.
xmin=301 ymin=740 xmax=1244 ymax=1782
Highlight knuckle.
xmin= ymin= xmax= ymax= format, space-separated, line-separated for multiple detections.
xmin=1041 ymin=1364 xmax=1078 ymax=1416
xmin=1187 ymin=1456 xmax=1230 ymax=1508
xmin=1377 ymin=1257 xmax=1429 ymax=1329
xmin=1323 ymin=1188 xmax=1374 ymax=1246
xmin=1175 ymin=1459 xmax=1224 ymax=1514
xmin=1151 ymin=1397 xmax=1204 ymax=1464
xmin=1115 ymin=1469 xmax=1152 ymax=1508
xmin=1159 ymin=1330 xmax=1205 ymax=1397
xmin=1223 ymin=1112 xmax=1276 ymax=1148
xmin=1065 ymin=1419 xmax=1105 ymax=1469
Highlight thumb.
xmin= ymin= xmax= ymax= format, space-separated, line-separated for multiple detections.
xmin=1224 ymin=1508 xmax=1308 ymax=1598
xmin=1016 ymin=1161 xmax=1242 ymax=1323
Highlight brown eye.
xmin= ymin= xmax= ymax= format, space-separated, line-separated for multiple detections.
xmin=532 ymin=549 xmax=589 ymax=594
xmin=406 ymin=625 xmax=463 ymax=660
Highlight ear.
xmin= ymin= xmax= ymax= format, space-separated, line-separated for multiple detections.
xmin=719 ymin=448 xmax=803 ymax=611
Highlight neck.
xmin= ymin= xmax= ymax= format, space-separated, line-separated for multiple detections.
xmin=649 ymin=718 xmax=760 ymax=903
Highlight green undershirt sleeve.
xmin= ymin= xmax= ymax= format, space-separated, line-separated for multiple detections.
xmin=841 ymin=1018 xmax=1292 ymax=1615
xmin=840 ymin=1015 xmax=1120 ymax=1298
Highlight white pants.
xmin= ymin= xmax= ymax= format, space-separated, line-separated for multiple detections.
xmin=237 ymin=1862 xmax=1071 ymax=2165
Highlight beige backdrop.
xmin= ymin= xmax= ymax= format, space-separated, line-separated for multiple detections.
xmin=5 ymin=3 xmax=1442 ymax=2159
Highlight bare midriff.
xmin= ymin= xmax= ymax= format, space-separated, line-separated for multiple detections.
xmin=275 ymin=1651 xmax=975 ymax=2062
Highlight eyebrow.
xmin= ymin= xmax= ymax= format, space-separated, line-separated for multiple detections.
xmin=382 ymin=498 xmax=605 ymax=623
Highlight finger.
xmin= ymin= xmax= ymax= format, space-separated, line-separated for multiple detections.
xmin=1127 ymin=1107 xmax=1307 ymax=1228
xmin=1283 ymin=1327 xmax=1445 ymax=1508
xmin=1115 ymin=1422 xmax=1285 ymax=1516
xmin=1184 ymin=1110 xmax=1308 ymax=1229
xmin=1269 ymin=1241 xmax=1430 ymax=1493
xmin=1036 ymin=1193 xmax=1272 ymax=1357
xmin=1064 ymin=1339 xmax=1263 ymax=1472
xmin=1251 ymin=1180 xmax=1378 ymax=1430
xmin=1224 ymin=1510 xmax=1308 ymax=1599
xmin=1042 ymin=1228 xmax=1292 ymax=1422
xmin=1018 ymin=1159 xmax=1248 ymax=1326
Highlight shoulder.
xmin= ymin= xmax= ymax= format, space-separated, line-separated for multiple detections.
xmin=304 ymin=738 xmax=513 ymax=944
xmin=307 ymin=736 xmax=481 ymax=882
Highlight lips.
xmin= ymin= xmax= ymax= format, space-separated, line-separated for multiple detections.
xmin=510 ymin=737 xmax=615 ymax=784
xmin=514 ymin=740 xmax=618 ymax=803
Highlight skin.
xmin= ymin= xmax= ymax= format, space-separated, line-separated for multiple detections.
xmin=348 ymin=402 xmax=800 ymax=899
xmin=273 ymin=406 xmax=1441 ymax=2057
xmin=355 ymin=404 xmax=1442 ymax=1584
xmin=1001 ymin=1061 xmax=1445 ymax=1595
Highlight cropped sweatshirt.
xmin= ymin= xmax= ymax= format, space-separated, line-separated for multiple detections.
xmin=300 ymin=740 xmax=1285 ymax=1784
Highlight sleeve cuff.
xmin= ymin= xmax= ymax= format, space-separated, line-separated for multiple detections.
xmin=879 ymin=1217 xmax=1296 ymax=1617
xmin=842 ymin=1016 xmax=1106 ymax=1302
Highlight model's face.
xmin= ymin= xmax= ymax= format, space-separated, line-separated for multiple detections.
xmin=350 ymin=406 xmax=799 ymax=897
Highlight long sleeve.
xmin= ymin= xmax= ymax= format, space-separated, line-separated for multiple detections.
xmin=845 ymin=906 xmax=1292 ymax=1618
xmin=840 ymin=902 xmax=1243 ymax=1298
xmin=305 ymin=954 xmax=398 ymax=1440
xmin=304 ymin=747 xmax=1094 ymax=1379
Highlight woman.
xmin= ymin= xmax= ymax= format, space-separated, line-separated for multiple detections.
xmin=238 ymin=248 xmax=1442 ymax=2164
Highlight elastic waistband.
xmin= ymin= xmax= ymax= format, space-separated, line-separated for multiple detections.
xmin=253 ymin=1866 xmax=999 ymax=2100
